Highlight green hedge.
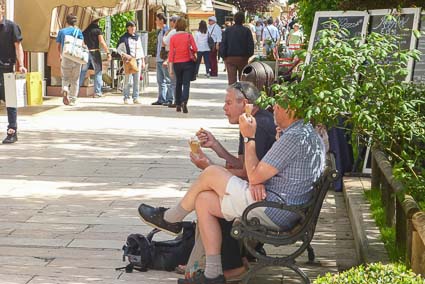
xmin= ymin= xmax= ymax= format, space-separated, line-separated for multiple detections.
xmin=315 ymin=263 xmax=425 ymax=284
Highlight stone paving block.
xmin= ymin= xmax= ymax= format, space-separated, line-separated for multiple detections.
xmin=0 ymin=237 xmax=71 ymax=248
xmin=26 ymin=215 xmax=141 ymax=226
xmin=67 ymin=239 xmax=123 ymax=249
xmin=0 ymin=274 xmax=34 ymax=284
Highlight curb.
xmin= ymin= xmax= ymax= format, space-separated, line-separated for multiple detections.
xmin=343 ymin=177 xmax=390 ymax=264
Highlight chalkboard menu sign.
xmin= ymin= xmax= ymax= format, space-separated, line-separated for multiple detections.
xmin=369 ymin=8 xmax=421 ymax=82
xmin=307 ymin=11 xmax=369 ymax=63
xmin=413 ymin=13 xmax=425 ymax=83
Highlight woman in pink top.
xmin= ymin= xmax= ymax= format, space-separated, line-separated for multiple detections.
xmin=168 ymin=18 xmax=198 ymax=113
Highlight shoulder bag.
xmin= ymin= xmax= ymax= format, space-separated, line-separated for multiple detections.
xmin=62 ymin=28 xmax=89 ymax=64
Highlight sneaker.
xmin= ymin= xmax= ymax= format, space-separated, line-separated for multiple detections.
xmin=206 ymin=74 xmax=210 ymax=78
xmin=62 ymin=90 xmax=70 ymax=105
xmin=138 ymin=204 xmax=182 ymax=235
xmin=178 ymin=271 xmax=225 ymax=284
xmin=69 ymin=98 xmax=77 ymax=106
xmin=151 ymin=101 xmax=163 ymax=106
xmin=162 ymin=102 xmax=173 ymax=107
xmin=133 ymin=99 xmax=141 ymax=104
xmin=2 ymin=131 xmax=17 ymax=144
xmin=94 ymin=93 xmax=103 ymax=98
xmin=168 ymin=103 xmax=177 ymax=108
xmin=124 ymin=98 xmax=129 ymax=104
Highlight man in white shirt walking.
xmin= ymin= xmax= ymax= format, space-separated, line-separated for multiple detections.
xmin=207 ymin=16 xmax=222 ymax=77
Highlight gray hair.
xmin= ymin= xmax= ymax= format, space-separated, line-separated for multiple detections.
xmin=227 ymin=81 xmax=260 ymax=105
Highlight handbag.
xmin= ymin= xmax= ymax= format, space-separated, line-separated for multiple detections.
xmin=159 ymin=46 xmax=169 ymax=61
xmin=124 ymin=57 xmax=139 ymax=75
xmin=62 ymin=28 xmax=89 ymax=64
xmin=187 ymin=34 xmax=197 ymax=62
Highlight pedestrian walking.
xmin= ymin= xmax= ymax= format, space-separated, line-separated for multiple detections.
xmin=162 ymin=15 xmax=179 ymax=107
xmin=117 ymin=21 xmax=146 ymax=104
xmin=168 ymin=18 xmax=197 ymax=114
xmin=220 ymin=12 xmax=254 ymax=85
xmin=262 ymin=18 xmax=279 ymax=55
xmin=207 ymin=16 xmax=222 ymax=77
xmin=79 ymin=19 xmax=111 ymax=98
xmin=152 ymin=13 xmax=173 ymax=106
xmin=288 ymin=23 xmax=304 ymax=46
xmin=56 ymin=14 xmax=84 ymax=106
xmin=194 ymin=20 xmax=211 ymax=78
xmin=0 ymin=0 xmax=27 ymax=144
xmin=255 ymin=21 xmax=263 ymax=51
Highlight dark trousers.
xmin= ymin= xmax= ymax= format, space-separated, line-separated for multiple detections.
xmin=195 ymin=51 xmax=211 ymax=76
xmin=173 ymin=61 xmax=195 ymax=105
xmin=209 ymin=47 xmax=218 ymax=76
xmin=219 ymin=218 xmax=244 ymax=270
xmin=0 ymin=66 xmax=18 ymax=131
xmin=224 ymin=56 xmax=249 ymax=85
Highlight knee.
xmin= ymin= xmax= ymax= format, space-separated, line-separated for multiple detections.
xmin=202 ymin=165 xmax=223 ymax=177
xmin=195 ymin=191 xmax=215 ymax=213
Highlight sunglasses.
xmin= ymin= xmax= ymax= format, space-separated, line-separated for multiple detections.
xmin=232 ymin=82 xmax=249 ymax=101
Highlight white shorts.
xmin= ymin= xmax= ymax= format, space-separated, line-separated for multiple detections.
xmin=220 ymin=176 xmax=280 ymax=230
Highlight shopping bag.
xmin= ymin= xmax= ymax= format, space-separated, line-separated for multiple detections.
xmin=124 ymin=58 xmax=139 ymax=75
xmin=62 ymin=29 xmax=89 ymax=64
xmin=4 ymin=73 xmax=27 ymax=108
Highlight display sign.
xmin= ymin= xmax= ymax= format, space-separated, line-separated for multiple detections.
xmin=413 ymin=13 xmax=425 ymax=83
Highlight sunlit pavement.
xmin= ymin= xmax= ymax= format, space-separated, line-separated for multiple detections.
xmin=0 ymin=65 xmax=357 ymax=283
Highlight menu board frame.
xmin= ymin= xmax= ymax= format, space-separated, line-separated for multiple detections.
xmin=368 ymin=8 xmax=421 ymax=82
xmin=306 ymin=11 xmax=370 ymax=64
xmin=413 ymin=12 xmax=425 ymax=83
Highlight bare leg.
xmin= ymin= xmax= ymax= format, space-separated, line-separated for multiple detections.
xmin=180 ymin=165 xmax=233 ymax=213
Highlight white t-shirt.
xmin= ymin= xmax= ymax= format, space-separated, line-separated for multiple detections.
xmin=163 ymin=29 xmax=177 ymax=51
xmin=195 ymin=31 xmax=210 ymax=52
xmin=117 ymin=36 xmax=145 ymax=59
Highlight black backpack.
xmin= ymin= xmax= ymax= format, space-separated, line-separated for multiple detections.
xmin=208 ymin=25 xmax=216 ymax=50
xmin=117 ymin=222 xmax=196 ymax=273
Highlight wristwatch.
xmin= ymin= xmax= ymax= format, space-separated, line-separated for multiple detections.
xmin=243 ymin=137 xmax=255 ymax=143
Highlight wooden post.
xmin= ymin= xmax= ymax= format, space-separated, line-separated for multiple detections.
xmin=371 ymin=151 xmax=380 ymax=189
xmin=403 ymin=196 xmax=421 ymax=267
xmin=411 ymin=212 xmax=425 ymax=275
xmin=396 ymin=201 xmax=407 ymax=261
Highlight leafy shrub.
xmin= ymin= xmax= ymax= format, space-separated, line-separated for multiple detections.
xmin=257 ymin=19 xmax=425 ymax=203
xmin=314 ymin=262 xmax=425 ymax=283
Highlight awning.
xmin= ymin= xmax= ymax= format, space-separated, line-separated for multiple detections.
xmin=148 ymin=0 xmax=186 ymax=13
xmin=211 ymin=0 xmax=237 ymax=13
xmin=15 ymin=0 xmax=146 ymax=52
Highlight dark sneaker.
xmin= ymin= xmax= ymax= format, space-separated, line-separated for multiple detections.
xmin=168 ymin=103 xmax=177 ymax=108
xmin=138 ymin=204 xmax=182 ymax=235
xmin=2 ymin=132 xmax=18 ymax=144
xmin=178 ymin=271 xmax=225 ymax=284
xmin=151 ymin=101 xmax=163 ymax=106
xmin=182 ymin=102 xmax=188 ymax=114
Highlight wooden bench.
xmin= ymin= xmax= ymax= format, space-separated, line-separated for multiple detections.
xmin=231 ymin=154 xmax=338 ymax=284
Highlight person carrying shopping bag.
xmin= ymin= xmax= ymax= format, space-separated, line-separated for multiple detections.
xmin=117 ymin=21 xmax=146 ymax=104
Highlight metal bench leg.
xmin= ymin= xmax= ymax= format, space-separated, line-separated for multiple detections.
xmin=307 ymin=244 xmax=315 ymax=263
xmin=241 ymin=263 xmax=267 ymax=284
xmin=287 ymin=263 xmax=310 ymax=284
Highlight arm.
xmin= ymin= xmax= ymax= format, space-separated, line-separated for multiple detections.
xmin=239 ymin=114 xmax=278 ymax=185
xmin=197 ymin=129 xmax=243 ymax=169
xmin=14 ymin=42 xmax=27 ymax=73
xmin=247 ymin=29 xmax=255 ymax=57
xmin=98 ymin=34 xmax=111 ymax=61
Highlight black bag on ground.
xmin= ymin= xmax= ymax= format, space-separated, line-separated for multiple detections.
xmin=117 ymin=222 xmax=196 ymax=273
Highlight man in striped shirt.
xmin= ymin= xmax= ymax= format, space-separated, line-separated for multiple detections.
xmin=139 ymin=102 xmax=325 ymax=284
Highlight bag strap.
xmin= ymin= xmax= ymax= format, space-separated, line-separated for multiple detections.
xmin=266 ymin=26 xmax=276 ymax=43
xmin=146 ymin=228 xmax=161 ymax=242
xmin=208 ymin=25 xmax=216 ymax=38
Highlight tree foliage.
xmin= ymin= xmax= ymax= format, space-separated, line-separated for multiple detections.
xmin=222 ymin=0 xmax=274 ymax=13
xmin=257 ymin=20 xmax=425 ymax=202
xmin=99 ymin=12 xmax=136 ymax=48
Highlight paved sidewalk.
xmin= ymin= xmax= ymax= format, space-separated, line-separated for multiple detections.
xmin=0 ymin=69 xmax=357 ymax=284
